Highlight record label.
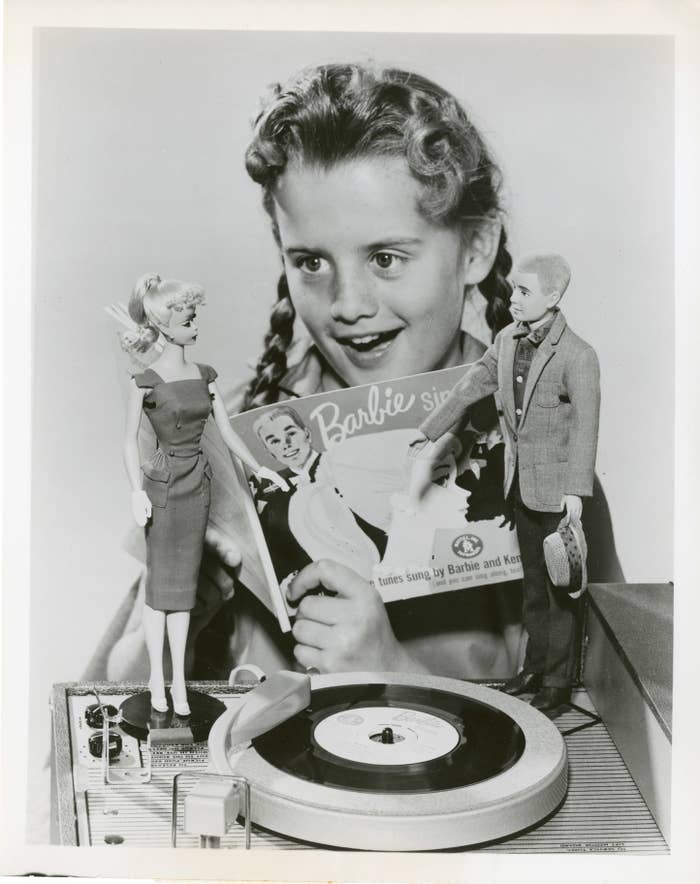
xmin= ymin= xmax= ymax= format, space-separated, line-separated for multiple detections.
xmin=313 ymin=706 xmax=460 ymax=765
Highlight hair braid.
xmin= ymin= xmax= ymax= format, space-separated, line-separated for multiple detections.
xmin=242 ymin=274 xmax=296 ymax=410
xmin=480 ymin=228 xmax=513 ymax=338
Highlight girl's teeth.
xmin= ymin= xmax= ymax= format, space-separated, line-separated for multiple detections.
xmin=339 ymin=329 xmax=400 ymax=354
xmin=351 ymin=334 xmax=380 ymax=344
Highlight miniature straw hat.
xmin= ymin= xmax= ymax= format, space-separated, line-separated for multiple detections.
xmin=543 ymin=516 xmax=588 ymax=599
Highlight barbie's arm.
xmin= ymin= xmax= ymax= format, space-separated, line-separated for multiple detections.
xmin=123 ymin=379 xmax=152 ymax=526
xmin=209 ymin=381 xmax=289 ymax=491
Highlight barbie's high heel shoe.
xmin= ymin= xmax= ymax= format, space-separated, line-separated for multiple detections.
xmin=148 ymin=682 xmax=168 ymax=714
xmin=172 ymin=698 xmax=191 ymax=717
xmin=170 ymin=687 xmax=191 ymax=717
xmin=151 ymin=696 xmax=169 ymax=713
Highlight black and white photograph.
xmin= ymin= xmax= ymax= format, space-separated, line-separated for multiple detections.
xmin=2 ymin=0 xmax=698 ymax=880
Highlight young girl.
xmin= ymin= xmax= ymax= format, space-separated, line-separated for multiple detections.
xmin=122 ymin=273 xmax=287 ymax=713
xmin=106 ymin=62 xmax=621 ymax=683
xmin=218 ymin=62 xmax=524 ymax=678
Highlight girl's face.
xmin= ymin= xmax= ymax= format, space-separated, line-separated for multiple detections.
xmin=272 ymin=157 xmax=490 ymax=387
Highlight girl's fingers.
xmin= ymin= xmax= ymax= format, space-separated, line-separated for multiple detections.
xmin=287 ymin=560 xmax=370 ymax=605
xmin=295 ymin=593 xmax=348 ymax=626
xmin=292 ymin=643 xmax=322 ymax=672
xmin=204 ymin=524 xmax=242 ymax=568
xmin=292 ymin=617 xmax=333 ymax=650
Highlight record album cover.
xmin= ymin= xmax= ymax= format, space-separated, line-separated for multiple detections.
xmin=229 ymin=366 xmax=523 ymax=618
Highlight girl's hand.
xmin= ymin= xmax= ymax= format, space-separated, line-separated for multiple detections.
xmin=256 ymin=466 xmax=290 ymax=492
xmin=131 ymin=490 xmax=152 ymax=526
xmin=287 ymin=560 xmax=427 ymax=674
xmin=204 ymin=524 xmax=242 ymax=569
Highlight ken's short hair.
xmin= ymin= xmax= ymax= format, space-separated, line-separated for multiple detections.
xmin=516 ymin=253 xmax=571 ymax=298
xmin=252 ymin=405 xmax=309 ymax=444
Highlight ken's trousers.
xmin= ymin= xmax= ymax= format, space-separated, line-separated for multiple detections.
xmin=512 ymin=481 xmax=581 ymax=688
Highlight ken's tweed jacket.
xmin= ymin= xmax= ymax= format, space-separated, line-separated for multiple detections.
xmin=419 ymin=310 xmax=600 ymax=513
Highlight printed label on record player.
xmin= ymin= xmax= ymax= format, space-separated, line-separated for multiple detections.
xmin=313 ymin=706 xmax=461 ymax=765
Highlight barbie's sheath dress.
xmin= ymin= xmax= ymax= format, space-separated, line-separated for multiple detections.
xmin=134 ymin=364 xmax=217 ymax=611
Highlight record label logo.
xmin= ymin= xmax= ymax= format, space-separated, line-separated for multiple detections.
xmin=452 ymin=533 xmax=483 ymax=559
xmin=336 ymin=712 xmax=365 ymax=726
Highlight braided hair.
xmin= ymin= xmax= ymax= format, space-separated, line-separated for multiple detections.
xmin=242 ymin=63 xmax=513 ymax=410
xmin=244 ymin=273 xmax=297 ymax=410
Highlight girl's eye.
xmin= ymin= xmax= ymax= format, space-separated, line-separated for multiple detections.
xmin=370 ymin=252 xmax=406 ymax=274
xmin=374 ymin=252 xmax=394 ymax=269
xmin=295 ymin=255 xmax=326 ymax=273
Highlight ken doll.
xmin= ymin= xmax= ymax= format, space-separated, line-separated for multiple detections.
xmin=410 ymin=253 xmax=600 ymax=713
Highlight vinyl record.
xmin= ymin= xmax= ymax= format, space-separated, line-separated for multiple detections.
xmin=253 ymin=683 xmax=525 ymax=792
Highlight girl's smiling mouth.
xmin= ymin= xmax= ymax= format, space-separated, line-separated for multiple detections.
xmin=335 ymin=327 xmax=402 ymax=356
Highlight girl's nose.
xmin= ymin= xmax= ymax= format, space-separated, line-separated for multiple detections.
xmin=329 ymin=267 xmax=379 ymax=323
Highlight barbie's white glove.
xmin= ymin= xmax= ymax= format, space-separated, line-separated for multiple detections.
xmin=131 ymin=490 xmax=152 ymax=526
xmin=255 ymin=466 xmax=290 ymax=493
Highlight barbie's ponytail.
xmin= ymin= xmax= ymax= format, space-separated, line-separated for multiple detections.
xmin=121 ymin=273 xmax=162 ymax=353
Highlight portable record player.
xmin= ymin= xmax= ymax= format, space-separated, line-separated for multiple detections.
xmin=52 ymin=670 xmax=566 ymax=851
xmin=49 ymin=584 xmax=671 ymax=853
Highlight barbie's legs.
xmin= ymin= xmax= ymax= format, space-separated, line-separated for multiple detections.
xmin=166 ymin=611 xmax=191 ymax=715
xmin=143 ymin=604 xmax=168 ymax=711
